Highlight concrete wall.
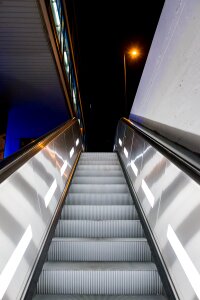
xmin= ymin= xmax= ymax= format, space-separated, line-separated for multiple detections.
xmin=130 ymin=0 xmax=200 ymax=153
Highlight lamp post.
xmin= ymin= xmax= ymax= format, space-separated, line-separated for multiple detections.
xmin=123 ymin=48 xmax=140 ymax=116
xmin=123 ymin=53 xmax=127 ymax=116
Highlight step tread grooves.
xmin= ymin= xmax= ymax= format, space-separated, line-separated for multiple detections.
xmin=34 ymin=296 xmax=168 ymax=300
xmin=66 ymin=193 xmax=133 ymax=205
xmin=43 ymin=261 xmax=157 ymax=270
xmin=69 ymin=184 xmax=129 ymax=193
xmin=55 ymin=220 xmax=144 ymax=238
xmin=72 ymin=177 xmax=126 ymax=184
xmin=61 ymin=205 xmax=138 ymax=220
xmin=48 ymin=238 xmax=151 ymax=262
xmin=37 ymin=262 xmax=163 ymax=295
xmin=36 ymin=152 xmax=165 ymax=297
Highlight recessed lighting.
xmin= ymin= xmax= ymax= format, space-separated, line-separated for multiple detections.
xmin=167 ymin=224 xmax=200 ymax=299
xmin=70 ymin=147 xmax=74 ymax=158
xmin=124 ymin=147 xmax=128 ymax=158
xmin=51 ymin=1 xmax=60 ymax=27
xmin=141 ymin=179 xmax=154 ymax=208
xmin=0 ymin=225 xmax=32 ymax=299
xmin=131 ymin=160 xmax=138 ymax=176
xmin=60 ymin=161 xmax=68 ymax=176
xmin=44 ymin=179 xmax=57 ymax=207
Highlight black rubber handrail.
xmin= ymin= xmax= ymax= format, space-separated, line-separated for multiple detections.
xmin=121 ymin=117 xmax=200 ymax=180
xmin=0 ymin=118 xmax=77 ymax=182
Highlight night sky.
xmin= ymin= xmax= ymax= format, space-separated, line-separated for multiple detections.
xmin=70 ymin=0 xmax=165 ymax=151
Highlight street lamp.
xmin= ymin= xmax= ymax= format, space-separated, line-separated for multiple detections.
xmin=124 ymin=47 xmax=140 ymax=116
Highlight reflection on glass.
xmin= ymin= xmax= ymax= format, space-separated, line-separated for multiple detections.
xmin=131 ymin=160 xmax=138 ymax=176
xmin=0 ymin=225 xmax=32 ymax=299
xmin=70 ymin=147 xmax=74 ymax=158
xmin=64 ymin=51 xmax=69 ymax=74
xmin=50 ymin=0 xmax=83 ymax=125
xmin=50 ymin=0 xmax=61 ymax=37
xmin=141 ymin=179 xmax=155 ymax=208
xmin=124 ymin=147 xmax=128 ymax=158
xmin=60 ymin=160 xmax=68 ymax=176
xmin=119 ymin=138 xmax=122 ymax=146
xmin=167 ymin=224 xmax=200 ymax=299
xmin=44 ymin=179 xmax=57 ymax=207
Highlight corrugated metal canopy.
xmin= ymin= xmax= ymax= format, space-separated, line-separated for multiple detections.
xmin=0 ymin=0 xmax=65 ymax=103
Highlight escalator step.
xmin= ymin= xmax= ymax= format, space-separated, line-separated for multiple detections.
xmin=61 ymin=205 xmax=138 ymax=220
xmin=36 ymin=262 xmax=163 ymax=295
xmin=80 ymin=152 xmax=118 ymax=160
xmin=47 ymin=238 xmax=151 ymax=262
xmin=34 ymin=296 xmax=168 ymax=300
xmin=74 ymin=170 xmax=124 ymax=177
xmin=55 ymin=220 xmax=144 ymax=238
xmin=69 ymin=184 xmax=129 ymax=193
xmin=76 ymin=165 xmax=121 ymax=170
xmin=72 ymin=176 xmax=126 ymax=184
xmin=78 ymin=160 xmax=119 ymax=165
xmin=66 ymin=193 xmax=133 ymax=205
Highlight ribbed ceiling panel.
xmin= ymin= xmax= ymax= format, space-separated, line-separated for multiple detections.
xmin=0 ymin=0 xmax=64 ymax=94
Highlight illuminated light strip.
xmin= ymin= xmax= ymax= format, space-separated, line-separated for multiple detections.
xmin=60 ymin=161 xmax=68 ymax=176
xmin=141 ymin=179 xmax=154 ymax=208
xmin=119 ymin=138 xmax=122 ymax=146
xmin=167 ymin=224 xmax=200 ymax=299
xmin=52 ymin=1 xmax=60 ymax=27
xmin=44 ymin=179 xmax=57 ymax=208
xmin=131 ymin=160 xmax=138 ymax=176
xmin=64 ymin=52 xmax=69 ymax=73
xmin=76 ymin=138 xmax=79 ymax=146
xmin=70 ymin=147 xmax=74 ymax=158
xmin=0 ymin=225 xmax=32 ymax=299
xmin=124 ymin=147 xmax=128 ymax=158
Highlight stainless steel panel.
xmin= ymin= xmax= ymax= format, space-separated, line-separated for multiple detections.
xmin=116 ymin=120 xmax=200 ymax=300
xmin=54 ymin=134 xmax=70 ymax=192
xmin=32 ymin=140 xmax=58 ymax=221
xmin=126 ymin=132 xmax=145 ymax=188
xmin=0 ymin=160 xmax=44 ymax=300
xmin=72 ymin=121 xmax=82 ymax=153
xmin=155 ymin=160 xmax=200 ymax=300
xmin=137 ymin=141 xmax=167 ymax=229
xmin=115 ymin=121 xmax=126 ymax=155
xmin=120 ymin=126 xmax=133 ymax=169
xmin=0 ymin=120 xmax=82 ymax=299
xmin=65 ymin=127 xmax=76 ymax=167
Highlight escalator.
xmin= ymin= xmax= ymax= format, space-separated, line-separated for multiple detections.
xmin=34 ymin=152 xmax=167 ymax=299
xmin=1 ymin=118 xmax=198 ymax=300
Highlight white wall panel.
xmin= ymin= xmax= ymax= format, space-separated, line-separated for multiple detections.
xmin=130 ymin=0 xmax=200 ymax=153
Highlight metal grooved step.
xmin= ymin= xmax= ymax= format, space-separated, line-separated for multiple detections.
xmin=47 ymin=238 xmax=151 ymax=262
xmin=69 ymin=184 xmax=129 ymax=193
xmin=61 ymin=205 xmax=138 ymax=220
xmin=55 ymin=220 xmax=144 ymax=238
xmin=76 ymin=165 xmax=122 ymax=170
xmin=80 ymin=152 xmax=118 ymax=159
xmin=74 ymin=170 xmax=124 ymax=177
xmin=78 ymin=160 xmax=119 ymax=165
xmin=34 ymin=296 xmax=167 ymax=300
xmin=66 ymin=193 xmax=133 ymax=205
xmin=34 ymin=152 xmax=166 ymax=299
xmin=72 ymin=176 xmax=126 ymax=184
xmin=37 ymin=262 xmax=163 ymax=295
